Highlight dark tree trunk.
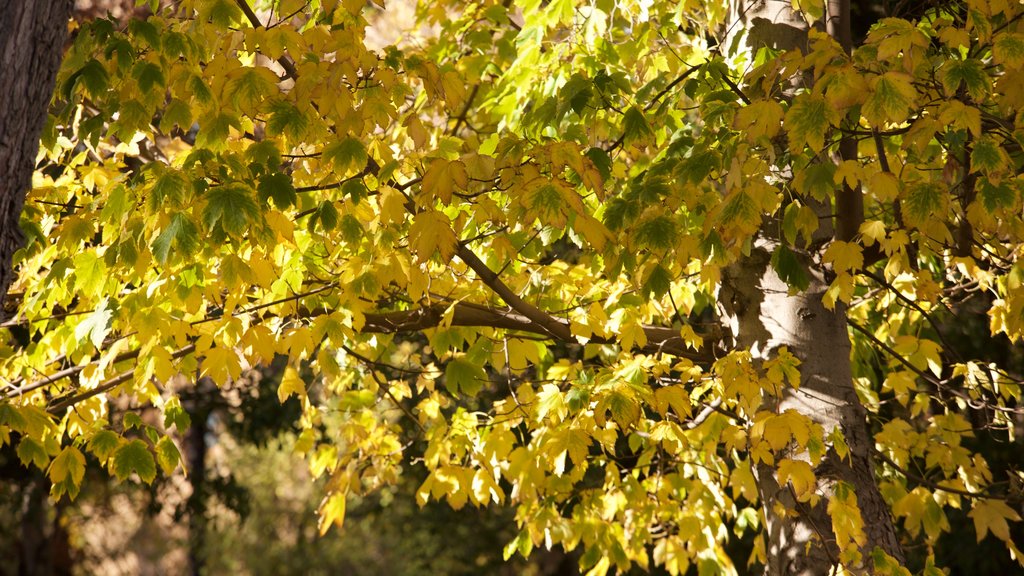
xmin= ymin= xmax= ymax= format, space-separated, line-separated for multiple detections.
xmin=186 ymin=378 xmax=214 ymax=576
xmin=0 ymin=1 xmax=73 ymax=319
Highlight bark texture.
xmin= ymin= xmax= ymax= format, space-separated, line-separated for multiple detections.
xmin=0 ymin=1 xmax=73 ymax=319
xmin=721 ymin=243 xmax=903 ymax=575
xmin=723 ymin=1 xmax=903 ymax=573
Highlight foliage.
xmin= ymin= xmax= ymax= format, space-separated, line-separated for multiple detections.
xmin=3 ymin=0 xmax=1024 ymax=574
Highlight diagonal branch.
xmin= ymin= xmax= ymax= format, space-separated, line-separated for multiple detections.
xmin=236 ymin=0 xmax=299 ymax=80
xmin=455 ymin=244 xmax=573 ymax=341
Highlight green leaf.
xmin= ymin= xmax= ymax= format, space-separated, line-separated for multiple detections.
xmin=87 ymin=430 xmax=122 ymax=464
xmin=904 ymin=182 xmax=945 ymax=226
xmin=111 ymin=439 xmax=157 ymax=484
xmin=202 ymin=0 xmax=243 ymax=26
xmin=150 ymin=169 xmax=192 ymax=212
xmin=111 ymin=100 xmax=151 ymax=139
xmin=0 ymin=403 xmax=27 ymax=432
xmin=131 ymin=61 xmax=165 ymax=94
xmin=445 ymin=356 xmax=487 ymax=396
xmin=980 ymin=181 xmax=1016 ymax=212
xmin=258 ymin=172 xmax=297 ymax=209
xmin=642 ymin=263 xmax=673 ymax=298
xmin=17 ymin=437 xmax=50 ymax=471
xmin=525 ymin=183 xmax=565 ymax=225
xmin=771 ymin=245 xmax=810 ymax=292
xmin=266 ymin=100 xmax=309 ymax=140
xmin=794 ymin=162 xmax=837 ymax=200
xmin=971 ymin=136 xmax=1006 ymax=175
xmin=585 ymin=147 xmax=612 ymax=181
xmin=785 ymin=94 xmax=834 ymax=153
xmin=622 ymin=106 xmax=653 ymax=143
xmin=634 ymin=214 xmax=677 ymax=251
xmin=994 ymin=32 xmax=1024 ymax=68
xmin=67 ymin=59 xmax=109 ymax=99
xmin=152 ymin=212 xmax=200 ymax=263
xmin=324 ymin=137 xmax=368 ymax=175
xmin=559 ymin=73 xmax=593 ymax=115
xmin=155 ymin=436 xmax=182 ymax=474
xmin=203 ymin=184 xmax=261 ymax=236
xmin=863 ymin=72 xmax=917 ymax=126
xmin=225 ymin=66 xmax=279 ymax=114
xmin=160 ymin=98 xmax=193 ymax=132
xmin=308 ymin=200 xmax=339 ymax=232
xmin=941 ymin=58 xmax=991 ymax=101
xmin=49 ymin=446 xmax=86 ymax=500
xmin=123 ymin=412 xmax=144 ymax=430
xmin=195 ymin=113 xmax=241 ymax=150
xmin=162 ymin=397 xmax=192 ymax=432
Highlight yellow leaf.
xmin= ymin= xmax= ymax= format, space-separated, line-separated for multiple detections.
xmin=318 ymin=491 xmax=347 ymax=535
xmin=278 ymin=366 xmax=307 ymax=402
xmin=378 ymin=185 xmax=407 ymax=224
xmin=404 ymin=115 xmax=429 ymax=148
xmin=823 ymin=240 xmax=864 ymax=272
xmin=859 ymin=220 xmax=887 ymax=246
xmin=408 ymin=210 xmax=457 ymax=263
xmin=734 ymin=100 xmax=784 ymax=142
xmin=653 ymin=385 xmax=691 ymax=418
xmin=619 ymin=319 xmax=648 ymax=351
xmin=970 ymin=499 xmax=1022 ymax=542
xmin=202 ymin=346 xmax=243 ymax=384
xmin=777 ymin=458 xmax=816 ymax=502
xmin=421 ymin=159 xmax=469 ymax=204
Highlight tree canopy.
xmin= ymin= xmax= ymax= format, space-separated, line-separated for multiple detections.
xmin=3 ymin=0 xmax=1024 ymax=574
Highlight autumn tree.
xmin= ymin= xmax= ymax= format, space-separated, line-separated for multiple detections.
xmin=2 ymin=1 xmax=1024 ymax=575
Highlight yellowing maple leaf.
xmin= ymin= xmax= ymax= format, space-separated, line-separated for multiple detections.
xmin=408 ymin=210 xmax=458 ymax=263
xmin=421 ymin=159 xmax=469 ymax=204
xmin=970 ymin=499 xmax=1022 ymax=542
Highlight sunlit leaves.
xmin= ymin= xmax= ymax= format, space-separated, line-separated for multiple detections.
xmin=445 ymin=355 xmax=486 ymax=396
xmin=225 ymin=66 xmax=279 ymax=114
xmin=277 ymin=366 xmax=307 ymax=403
xmin=74 ymin=297 xmax=113 ymax=348
xmin=734 ymin=99 xmax=783 ymax=142
xmin=13 ymin=1 xmax=1024 ymax=574
xmin=195 ymin=112 xmax=240 ymax=150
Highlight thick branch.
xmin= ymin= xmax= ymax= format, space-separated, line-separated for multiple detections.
xmin=364 ymin=301 xmax=715 ymax=362
xmin=454 ymin=244 xmax=574 ymax=341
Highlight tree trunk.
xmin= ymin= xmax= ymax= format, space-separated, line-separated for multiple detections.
xmin=0 ymin=1 xmax=72 ymax=319
xmin=722 ymin=244 xmax=903 ymax=574
xmin=185 ymin=378 xmax=213 ymax=576
xmin=723 ymin=1 xmax=903 ymax=574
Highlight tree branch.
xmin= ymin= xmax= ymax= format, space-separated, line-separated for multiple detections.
xmin=235 ymin=0 xmax=298 ymax=80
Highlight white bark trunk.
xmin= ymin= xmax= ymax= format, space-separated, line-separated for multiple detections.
xmin=721 ymin=242 xmax=902 ymax=574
